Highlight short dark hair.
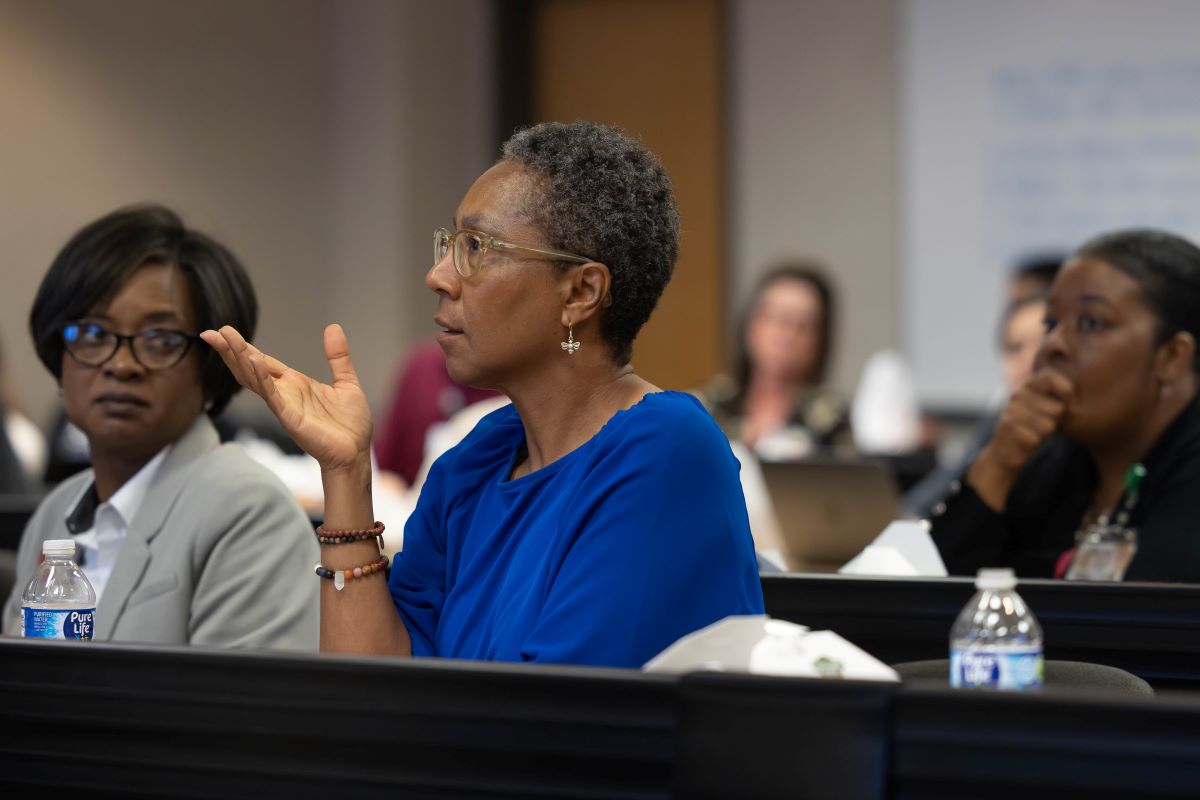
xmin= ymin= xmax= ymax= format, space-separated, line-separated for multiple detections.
xmin=1013 ymin=252 xmax=1065 ymax=286
xmin=29 ymin=204 xmax=258 ymax=416
xmin=1075 ymin=229 xmax=1200 ymax=372
xmin=734 ymin=264 xmax=836 ymax=389
xmin=501 ymin=121 xmax=680 ymax=364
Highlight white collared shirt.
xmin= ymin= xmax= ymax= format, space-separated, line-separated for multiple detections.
xmin=67 ymin=447 xmax=171 ymax=602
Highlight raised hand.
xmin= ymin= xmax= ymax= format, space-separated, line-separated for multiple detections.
xmin=200 ymin=324 xmax=373 ymax=473
xmin=968 ymin=368 xmax=1074 ymax=511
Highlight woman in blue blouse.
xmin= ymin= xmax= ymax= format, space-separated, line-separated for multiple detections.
xmin=202 ymin=121 xmax=764 ymax=668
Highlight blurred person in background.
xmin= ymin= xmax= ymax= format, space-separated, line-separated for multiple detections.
xmin=373 ymin=339 xmax=499 ymax=487
xmin=700 ymin=264 xmax=850 ymax=461
xmin=906 ymin=292 xmax=1050 ymax=517
xmin=3 ymin=205 xmax=317 ymax=647
xmin=931 ymin=230 xmax=1200 ymax=582
xmin=0 ymin=337 xmax=47 ymax=491
xmin=905 ymin=254 xmax=1064 ymax=517
xmin=1008 ymin=252 xmax=1063 ymax=305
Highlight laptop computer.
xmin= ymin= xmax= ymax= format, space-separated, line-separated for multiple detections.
xmin=758 ymin=459 xmax=901 ymax=572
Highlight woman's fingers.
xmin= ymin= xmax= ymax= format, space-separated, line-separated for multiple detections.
xmin=1019 ymin=392 xmax=1066 ymax=425
xmin=1026 ymin=369 xmax=1074 ymax=404
xmin=1009 ymin=370 xmax=1073 ymax=426
xmin=255 ymin=352 xmax=291 ymax=378
xmin=200 ymin=326 xmax=286 ymax=396
xmin=323 ymin=324 xmax=362 ymax=387
xmin=199 ymin=328 xmax=257 ymax=391
xmin=249 ymin=353 xmax=288 ymax=418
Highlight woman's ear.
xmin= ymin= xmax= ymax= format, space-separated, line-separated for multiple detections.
xmin=561 ymin=262 xmax=611 ymax=327
xmin=1156 ymin=330 xmax=1196 ymax=386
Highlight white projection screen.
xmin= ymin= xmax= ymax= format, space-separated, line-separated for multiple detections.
xmin=901 ymin=0 xmax=1200 ymax=408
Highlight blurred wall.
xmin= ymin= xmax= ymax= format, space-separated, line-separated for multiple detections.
xmin=0 ymin=0 xmax=901 ymax=428
xmin=729 ymin=0 xmax=898 ymax=396
xmin=0 ymin=0 xmax=495 ymax=430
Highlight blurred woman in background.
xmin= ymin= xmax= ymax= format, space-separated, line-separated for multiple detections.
xmin=0 ymin=337 xmax=46 ymax=491
xmin=701 ymin=264 xmax=850 ymax=460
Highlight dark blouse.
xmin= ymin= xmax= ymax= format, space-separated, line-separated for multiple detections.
xmin=697 ymin=374 xmax=852 ymax=453
xmin=930 ymin=396 xmax=1200 ymax=583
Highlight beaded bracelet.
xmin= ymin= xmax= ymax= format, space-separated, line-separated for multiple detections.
xmin=316 ymin=521 xmax=385 ymax=546
xmin=314 ymin=555 xmax=389 ymax=591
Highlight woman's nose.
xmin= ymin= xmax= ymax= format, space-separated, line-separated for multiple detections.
xmin=104 ymin=339 xmax=144 ymax=378
xmin=425 ymin=251 xmax=461 ymax=298
xmin=1036 ymin=323 xmax=1068 ymax=369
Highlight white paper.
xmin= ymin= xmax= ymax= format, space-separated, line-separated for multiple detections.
xmin=643 ymin=615 xmax=899 ymax=682
xmin=839 ymin=520 xmax=948 ymax=577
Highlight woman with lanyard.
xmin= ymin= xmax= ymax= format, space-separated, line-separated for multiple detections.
xmin=930 ymin=229 xmax=1200 ymax=583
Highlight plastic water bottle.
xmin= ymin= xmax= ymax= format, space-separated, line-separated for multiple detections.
xmin=20 ymin=539 xmax=96 ymax=641
xmin=949 ymin=568 xmax=1043 ymax=690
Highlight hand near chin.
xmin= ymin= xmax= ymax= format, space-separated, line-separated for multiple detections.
xmin=200 ymin=324 xmax=372 ymax=474
xmin=968 ymin=368 xmax=1074 ymax=511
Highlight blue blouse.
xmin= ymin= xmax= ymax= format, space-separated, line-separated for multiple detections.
xmin=388 ymin=391 xmax=765 ymax=668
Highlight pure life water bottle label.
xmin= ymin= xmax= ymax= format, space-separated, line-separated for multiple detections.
xmin=951 ymin=646 xmax=1043 ymax=690
xmin=22 ymin=608 xmax=96 ymax=640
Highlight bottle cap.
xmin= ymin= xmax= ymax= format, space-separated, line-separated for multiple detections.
xmin=975 ymin=567 xmax=1016 ymax=591
xmin=42 ymin=539 xmax=77 ymax=559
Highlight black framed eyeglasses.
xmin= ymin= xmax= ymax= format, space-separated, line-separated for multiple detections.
xmin=434 ymin=227 xmax=591 ymax=279
xmin=61 ymin=322 xmax=198 ymax=371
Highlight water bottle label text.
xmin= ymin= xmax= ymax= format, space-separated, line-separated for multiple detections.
xmin=951 ymin=647 xmax=1043 ymax=690
xmin=21 ymin=608 xmax=95 ymax=640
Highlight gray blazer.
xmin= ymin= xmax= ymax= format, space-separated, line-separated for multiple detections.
xmin=4 ymin=415 xmax=319 ymax=650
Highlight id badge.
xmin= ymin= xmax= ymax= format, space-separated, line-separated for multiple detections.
xmin=1064 ymin=537 xmax=1136 ymax=581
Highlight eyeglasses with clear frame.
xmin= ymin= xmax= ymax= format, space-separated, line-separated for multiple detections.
xmin=434 ymin=227 xmax=591 ymax=279
xmin=61 ymin=321 xmax=199 ymax=371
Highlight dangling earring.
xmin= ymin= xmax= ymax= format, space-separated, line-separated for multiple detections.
xmin=561 ymin=323 xmax=580 ymax=355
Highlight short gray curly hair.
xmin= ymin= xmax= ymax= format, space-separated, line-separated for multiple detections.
xmin=502 ymin=120 xmax=680 ymax=365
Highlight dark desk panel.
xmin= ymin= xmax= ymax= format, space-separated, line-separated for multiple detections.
xmin=3 ymin=639 xmax=1200 ymax=798
xmin=892 ymin=686 xmax=1200 ymax=799
xmin=762 ymin=573 xmax=1200 ymax=691
xmin=0 ymin=640 xmax=677 ymax=799
xmin=675 ymin=672 xmax=889 ymax=800
xmin=0 ymin=640 xmax=893 ymax=800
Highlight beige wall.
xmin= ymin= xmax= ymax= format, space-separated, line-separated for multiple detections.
xmin=0 ymin=0 xmax=494 ymax=430
xmin=326 ymin=0 xmax=495 ymax=414
xmin=1 ymin=0 xmax=900 ymax=425
xmin=729 ymin=0 xmax=898 ymax=395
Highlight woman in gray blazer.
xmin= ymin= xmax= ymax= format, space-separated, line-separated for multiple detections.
xmin=3 ymin=205 xmax=317 ymax=649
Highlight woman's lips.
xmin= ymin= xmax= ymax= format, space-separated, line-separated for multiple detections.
xmin=434 ymin=316 xmax=463 ymax=335
xmin=93 ymin=392 xmax=150 ymax=414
